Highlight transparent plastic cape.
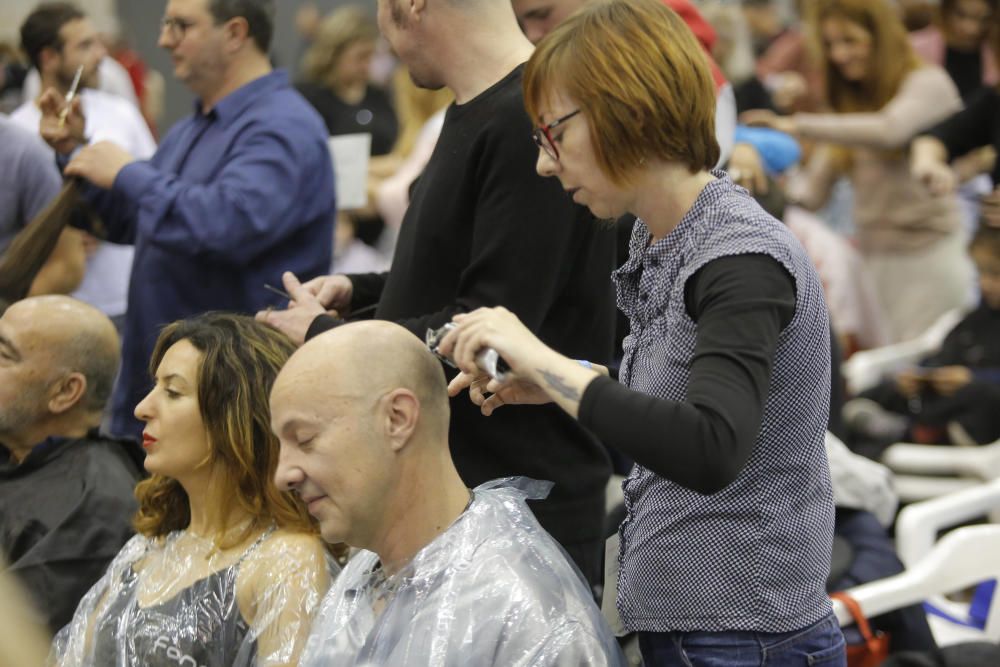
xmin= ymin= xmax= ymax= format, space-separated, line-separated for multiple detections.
xmin=301 ymin=477 xmax=626 ymax=666
xmin=50 ymin=526 xmax=337 ymax=666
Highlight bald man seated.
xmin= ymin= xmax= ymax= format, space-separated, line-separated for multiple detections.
xmin=0 ymin=296 xmax=143 ymax=634
xmin=271 ymin=321 xmax=624 ymax=666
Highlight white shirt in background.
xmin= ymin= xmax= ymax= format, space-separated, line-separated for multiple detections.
xmin=10 ymin=87 xmax=156 ymax=318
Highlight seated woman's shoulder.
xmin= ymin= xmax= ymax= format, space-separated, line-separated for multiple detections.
xmin=236 ymin=529 xmax=335 ymax=606
xmin=256 ymin=528 xmax=330 ymax=564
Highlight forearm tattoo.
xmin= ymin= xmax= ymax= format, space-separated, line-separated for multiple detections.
xmin=537 ymin=369 xmax=580 ymax=402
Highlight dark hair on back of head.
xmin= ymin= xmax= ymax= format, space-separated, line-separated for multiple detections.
xmin=20 ymin=2 xmax=84 ymax=71
xmin=209 ymin=0 xmax=275 ymax=52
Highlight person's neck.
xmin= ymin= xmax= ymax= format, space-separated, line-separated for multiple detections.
xmin=441 ymin=22 xmax=534 ymax=104
xmin=182 ymin=466 xmax=255 ymax=539
xmin=2 ymin=416 xmax=96 ymax=464
xmin=200 ymin=52 xmax=273 ymax=113
xmin=631 ymin=165 xmax=717 ymax=242
xmin=373 ymin=456 xmax=471 ymax=575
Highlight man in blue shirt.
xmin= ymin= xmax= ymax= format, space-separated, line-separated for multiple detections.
xmin=38 ymin=0 xmax=336 ymax=439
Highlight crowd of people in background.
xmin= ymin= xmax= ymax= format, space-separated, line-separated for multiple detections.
xmin=2 ymin=0 xmax=1000 ymax=665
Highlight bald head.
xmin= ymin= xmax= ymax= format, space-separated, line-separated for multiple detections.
xmin=274 ymin=321 xmax=450 ymax=439
xmin=0 ymin=297 xmax=119 ymax=446
xmin=7 ymin=296 xmax=119 ymax=410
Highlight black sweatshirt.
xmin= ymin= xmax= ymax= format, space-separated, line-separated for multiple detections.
xmin=309 ymin=66 xmax=617 ymax=545
xmin=928 ymin=85 xmax=1000 ymax=186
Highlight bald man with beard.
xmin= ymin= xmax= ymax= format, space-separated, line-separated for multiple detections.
xmin=271 ymin=321 xmax=623 ymax=666
xmin=0 ymin=296 xmax=143 ymax=634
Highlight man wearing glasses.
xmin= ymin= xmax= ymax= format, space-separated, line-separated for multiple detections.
xmin=261 ymin=0 xmax=616 ymax=594
xmin=38 ymin=0 xmax=336 ymax=442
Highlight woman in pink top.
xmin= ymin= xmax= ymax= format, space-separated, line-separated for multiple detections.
xmin=744 ymin=0 xmax=974 ymax=343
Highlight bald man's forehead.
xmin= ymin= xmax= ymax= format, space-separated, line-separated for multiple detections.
xmin=0 ymin=304 xmax=50 ymax=352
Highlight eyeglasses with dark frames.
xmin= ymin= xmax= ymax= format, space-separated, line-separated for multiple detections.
xmin=161 ymin=16 xmax=197 ymax=40
xmin=533 ymin=109 xmax=581 ymax=161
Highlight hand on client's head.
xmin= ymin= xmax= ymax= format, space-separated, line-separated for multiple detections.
xmin=255 ymin=272 xmax=332 ymax=346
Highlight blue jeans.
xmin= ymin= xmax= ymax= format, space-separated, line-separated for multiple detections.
xmin=638 ymin=613 xmax=847 ymax=666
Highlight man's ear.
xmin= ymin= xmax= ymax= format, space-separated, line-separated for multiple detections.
xmin=224 ymin=16 xmax=252 ymax=53
xmin=47 ymin=372 xmax=87 ymax=415
xmin=383 ymin=388 xmax=420 ymax=452
xmin=410 ymin=0 xmax=427 ymax=21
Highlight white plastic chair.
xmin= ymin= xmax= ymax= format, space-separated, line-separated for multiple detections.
xmin=842 ymin=308 xmax=966 ymax=396
xmin=832 ymin=524 xmax=1000 ymax=644
xmin=896 ymin=478 xmax=1000 ymax=645
xmin=882 ymin=440 xmax=1000 ymax=503
xmin=894 ymin=478 xmax=1000 ymax=569
xmin=837 ymin=479 xmax=1000 ymax=645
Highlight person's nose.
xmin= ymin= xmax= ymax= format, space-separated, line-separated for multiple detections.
xmin=274 ymin=444 xmax=304 ymax=492
xmin=829 ymin=43 xmax=850 ymax=67
xmin=158 ymin=26 xmax=176 ymax=51
xmin=134 ymin=388 xmax=155 ymax=422
xmin=536 ymin=148 xmax=559 ymax=178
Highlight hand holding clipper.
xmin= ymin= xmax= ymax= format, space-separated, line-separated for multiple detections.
xmin=426 ymin=322 xmax=510 ymax=382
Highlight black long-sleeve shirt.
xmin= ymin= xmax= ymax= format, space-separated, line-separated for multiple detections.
xmin=580 ymin=253 xmax=796 ymax=494
xmin=928 ymin=85 xmax=1000 ymax=186
xmin=309 ymin=66 xmax=617 ymax=547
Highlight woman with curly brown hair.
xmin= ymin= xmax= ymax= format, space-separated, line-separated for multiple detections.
xmin=52 ymin=313 xmax=335 ymax=667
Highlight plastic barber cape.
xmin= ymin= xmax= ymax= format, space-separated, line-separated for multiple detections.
xmin=51 ymin=525 xmax=336 ymax=666
xmin=301 ymin=478 xmax=625 ymax=666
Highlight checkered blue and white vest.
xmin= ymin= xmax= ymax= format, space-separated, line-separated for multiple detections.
xmin=615 ymin=172 xmax=835 ymax=633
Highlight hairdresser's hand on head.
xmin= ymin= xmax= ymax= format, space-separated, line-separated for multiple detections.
xmin=255 ymin=271 xmax=334 ymax=346
xmin=448 ymin=371 xmax=552 ymax=416
xmin=439 ymin=307 xmax=604 ymax=419
xmin=299 ymin=274 xmax=353 ymax=312
xmin=438 ymin=307 xmax=547 ymax=379
xmin=38 ymin=88 xmax=86 ymax=155
xmin=64 ymin=141 xmax=135 ymax=189
xmin=439 ymin=307 xmax=554 ymax=415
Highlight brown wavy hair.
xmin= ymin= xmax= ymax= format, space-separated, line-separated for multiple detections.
xmin=133 ymin=313 xmax=315 ymax=547
xmin=523 ymin=0 xmax=719 ymax=185
xmin=807 ymin=0 xmax=922 ymax=112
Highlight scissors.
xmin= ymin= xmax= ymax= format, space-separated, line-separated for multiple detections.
xmin=58 ymin=65 xmax=84 ymax=129
xmin=263 ymin=283 xmax=378 ymax=320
